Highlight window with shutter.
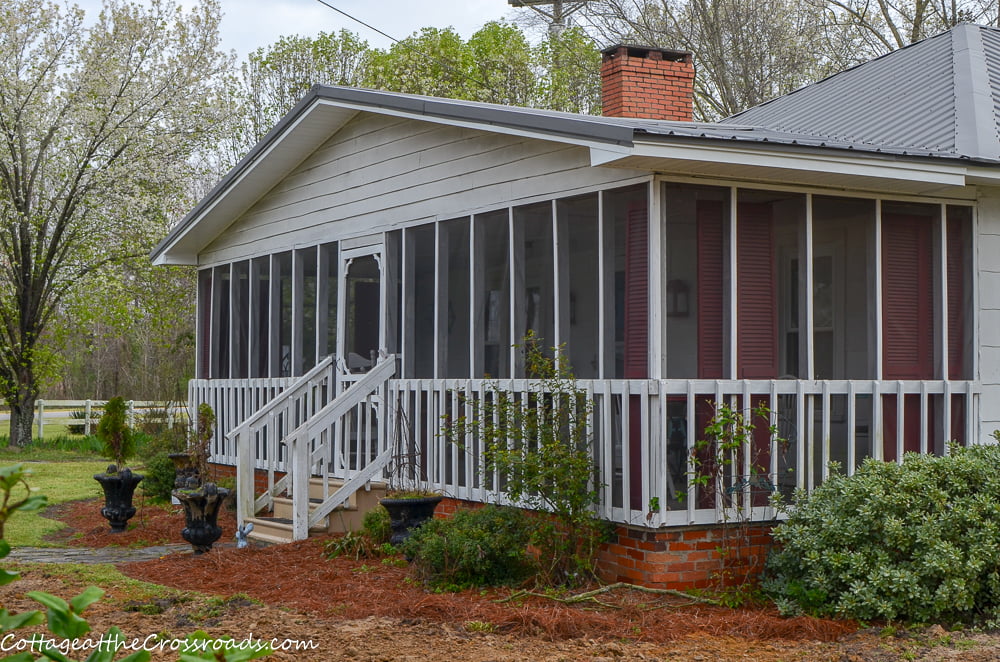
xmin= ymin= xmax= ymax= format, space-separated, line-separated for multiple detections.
xmin=697 ymin=200 xmax=725 ymax=379
xmin=624 ymin=202 xmax=648 ymax=379
xmin=737 ymin=203 xmax=778 ymax=379
xmin=881 ymin=212 xmax=933 ymax=380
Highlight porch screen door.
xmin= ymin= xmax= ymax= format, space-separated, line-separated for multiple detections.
xmin=339 ymin=244 xmax=384 ymax=374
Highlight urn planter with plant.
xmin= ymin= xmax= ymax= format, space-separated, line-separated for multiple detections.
xmin=172 ymin=403 xmax=229 ymax=553
xmin=379 ymin=408 xmax=442 ymax=545
xmin=92 ymin=397 xmax=144 ymax=532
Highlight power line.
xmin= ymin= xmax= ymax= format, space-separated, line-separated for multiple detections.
xmin=309 ymin=0 xmax=498 ymax=95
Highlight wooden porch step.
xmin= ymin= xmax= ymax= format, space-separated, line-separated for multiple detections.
xmin=247 ymin=477 xmax=389 ymax=543
xmin=246 ymin=515 xmax=328 ymax=545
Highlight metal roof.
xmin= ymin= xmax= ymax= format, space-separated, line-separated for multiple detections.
xmin=724 ymin=22 xmax=1000 ymax=162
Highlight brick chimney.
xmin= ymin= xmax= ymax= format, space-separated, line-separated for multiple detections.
xmin=601 ymin=45 xmax=694 ymax=121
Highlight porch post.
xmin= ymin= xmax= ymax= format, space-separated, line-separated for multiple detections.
xmin=291 ymin=431 xmax=310 ymax=541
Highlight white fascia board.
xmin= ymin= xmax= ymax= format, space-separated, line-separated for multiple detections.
xmin=962 ymin=164 xmax=1000 ymax=185
xmin=311 ymin=98 xmax=630 ymax=152
xmin=616 ymin=139 xmax=969 ymax=187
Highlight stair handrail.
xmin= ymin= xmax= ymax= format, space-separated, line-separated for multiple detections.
xmin=227 ymin=354 xmax=336 ymax=444
xmin=234 ymin=354 xmax=336 ymax=525
xmin=289 ymin=354 xmax=398 ymax=540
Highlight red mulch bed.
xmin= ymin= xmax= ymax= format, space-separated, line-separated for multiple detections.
xmin=45 ymin=500 xmax=854 ymax=645
xmin=45 ymin=498 xmax=237 ymax=548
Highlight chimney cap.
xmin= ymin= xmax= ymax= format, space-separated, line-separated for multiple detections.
xmin=601 ymin=44 xmax=693 ymax=63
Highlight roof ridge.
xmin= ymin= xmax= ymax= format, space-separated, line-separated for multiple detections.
xmin=952 ymin=23 xmax=1000 ymax=159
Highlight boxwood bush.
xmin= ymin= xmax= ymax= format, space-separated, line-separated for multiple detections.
xmin=766 ymin=444 xmax=1000 ymax=623
xmin=402 ymin=505 xmax=536 ymax=589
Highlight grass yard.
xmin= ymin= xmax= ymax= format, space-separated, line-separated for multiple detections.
xmin=2 ymin=460 xmax=107 ymax=547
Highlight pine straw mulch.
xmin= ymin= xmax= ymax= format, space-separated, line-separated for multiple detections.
xmin=43 ymin=497 xmax=238 ymax=548
xmin=42 ymin=499 xmax=854 ymax=646
xmin=119 ymin=537 xmax=854 ymax=646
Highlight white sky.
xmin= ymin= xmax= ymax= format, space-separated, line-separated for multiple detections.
xmin=74 ymin=0 xmax=520 ymax=59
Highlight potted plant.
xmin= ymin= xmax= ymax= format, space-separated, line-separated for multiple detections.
xmin=172 ymin=403 xmax=229 ymax=554
xmin=92 ymin=397 xmax=144 ymax=532
xmin=379 ymin=409 xmax=442 ymax=545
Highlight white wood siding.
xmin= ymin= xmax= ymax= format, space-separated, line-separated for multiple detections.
xmin=978 ymin=186 xmax=1000 ymax=440
xmin=200 ymin=113 xmax=648 ymax=265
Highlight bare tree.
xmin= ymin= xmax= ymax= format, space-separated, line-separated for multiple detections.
xmin=583 ymin=0 xmax=832 ymax=118
xmin=0 ymin=0 xmax=230 ymax=445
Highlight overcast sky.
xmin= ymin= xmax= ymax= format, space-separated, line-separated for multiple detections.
xmin=75 ymin=0 xmax=520 ymax=59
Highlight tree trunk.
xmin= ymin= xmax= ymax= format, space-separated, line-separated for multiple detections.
xmin=8 ymin=393 xmax=35 ymax=447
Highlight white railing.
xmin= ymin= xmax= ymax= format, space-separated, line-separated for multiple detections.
xmin=189 ymin=356 xmax=337 ymax=465
xmin=192 ymin=375 xmax=980 ymax=529
xmin=388 ymin=378 xmax=980 ymax=527
xmin=225 ymin=354 xmax=397 ymax=535
xmin=287 ymin=356 xmax=397 ymax=539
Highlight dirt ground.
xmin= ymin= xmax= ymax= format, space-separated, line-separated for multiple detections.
xmin=3 ymin=500 xmax=1000 ymax=661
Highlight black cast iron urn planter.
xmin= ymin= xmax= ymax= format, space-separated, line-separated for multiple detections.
xmin=379 ymin=495 xmax=443 ymax=545
xmin=173 ymin=482 xmax=230 ymax=554
xmin=93 ymin=466 xmax=144 ymax=533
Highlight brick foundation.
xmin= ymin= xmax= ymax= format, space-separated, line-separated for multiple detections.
xmin=597 ymin=523 xmax=775 ymax=590
xmin=209 ymin=462 xmax=286 ymax=496
xmin=437 ymin=497 xmax=774 ymax=590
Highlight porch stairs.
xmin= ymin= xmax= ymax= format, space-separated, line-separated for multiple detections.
xmin=229 ymin=354 xmax=397 ymax=545
xmin=246 ymin=476 xmax=388 ymax=544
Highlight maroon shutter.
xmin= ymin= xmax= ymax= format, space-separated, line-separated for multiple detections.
xmin=947 ymin=218 xmax=965 ymax=380
xmin=882 ymin=213 xmax=933 ymax=379
xmin=737 ymin=203 xmax=778 ymax=379
xmin=624 ymin=203 xmax=648 ymax=379
xmin=697 ymin=201 xmax=725 ymax=379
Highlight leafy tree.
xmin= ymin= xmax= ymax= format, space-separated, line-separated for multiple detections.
xmin=236 ymin=29 xmax=370 ymax=148
xmin=363 ymin=27 xmax=478 ymax=99
xmin=534 ymin=26 xmax=602 ymax=114
xmin=0 ymin=0 xmax=230 ymax=446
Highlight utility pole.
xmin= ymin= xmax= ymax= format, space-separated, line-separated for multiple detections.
xmin=507 ymin=0 xmax=591 ymax=38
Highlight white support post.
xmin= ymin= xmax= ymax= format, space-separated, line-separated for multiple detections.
xmin=84 ymin=400 xmax=92 ymax=436
xmin=36 ymin=400 xmax=44 ymax=439
xmin=236 ymin=429 xmax=254 ymax=525
xmin=291 ymin=432 xmax=310 ymax=540
xmin=127 ymin=400 xmax=135 ymax=430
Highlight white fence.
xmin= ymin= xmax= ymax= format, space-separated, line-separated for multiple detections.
xmin=31 ymin=399 xmax=187 ymax=437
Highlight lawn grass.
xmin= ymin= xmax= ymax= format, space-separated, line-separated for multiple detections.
xmin=2 ymin=460 xmax=107 ymax=548
xmin=9 ymin=561 xmax=188 ymax=605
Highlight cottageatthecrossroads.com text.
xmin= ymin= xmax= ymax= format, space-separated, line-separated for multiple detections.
xmin=1 ymin=632 xmax=319 ymax=654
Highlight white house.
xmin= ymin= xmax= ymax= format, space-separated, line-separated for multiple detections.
xmin=152 ymin=25 xmax=998 ymax=584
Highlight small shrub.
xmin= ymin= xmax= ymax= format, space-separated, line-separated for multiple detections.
xmin=445 ymin=333 xmax=606 ymax=586
xmin=141 ymin=453 xmax=178 ymax=503
xmin=765 ymin=444 xmax=1000 ymax=623
xmin=325 ymin=531 xmax=382 ymax=561
xmin=95 ymin=396 xmax=136 ymax=470
xmin=402 ymin=505 xmax=535 ymax=589
xmin=363 ymin=505 xmax=391 ymax=545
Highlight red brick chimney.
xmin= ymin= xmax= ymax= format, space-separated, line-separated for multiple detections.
xmin=601 ymin=45 xmax=695 ymax=121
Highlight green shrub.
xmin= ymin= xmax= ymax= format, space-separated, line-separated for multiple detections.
xmin=445 ymin=333 xmax=605 ymax=586
xmin=766 ymin=444 xmax=1000 ymax=623
xmin=402 ymin=505 xmax=535 ymax=589
xmin=363 ymin=505 xmax=391 ymax=545
xmin=141 ymin=453 xmax=177 ymax=503
xmin=96 ymin=396 xmax=136 ymax=470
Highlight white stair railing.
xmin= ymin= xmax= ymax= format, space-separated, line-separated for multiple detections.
xmin=232 ymin=355 xmax=337 ymax=525
xmin=289 ymin=355 xmax=397 ymax=540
